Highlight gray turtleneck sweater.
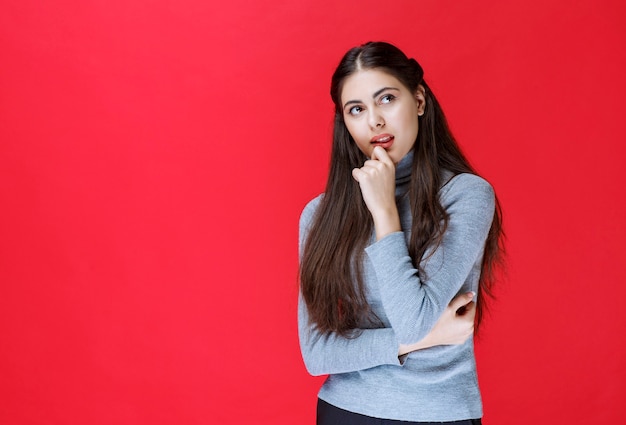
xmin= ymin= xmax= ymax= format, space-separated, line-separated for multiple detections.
xmin=298 ymin=152 xmax=495 ymax=422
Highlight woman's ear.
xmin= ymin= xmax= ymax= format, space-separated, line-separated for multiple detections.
xmin=416 ymin=84 xmax=426 ymax=116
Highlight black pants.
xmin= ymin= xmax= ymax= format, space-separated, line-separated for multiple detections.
xmin=317 ymin=399 xmax=482 ymax=425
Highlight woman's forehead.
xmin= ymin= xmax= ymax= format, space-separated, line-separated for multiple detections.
xmin=340 ymin=69 xmax=405 ymax=102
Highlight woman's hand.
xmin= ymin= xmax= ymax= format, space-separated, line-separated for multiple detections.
xmin=351 ymin=146 xmax=401 ymax=240
xmin=398 ymin=292 xmax=476 ymax=356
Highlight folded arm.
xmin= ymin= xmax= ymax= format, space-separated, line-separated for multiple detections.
xmin=299 ymin=290 xmax=476 ymax=375
xmin=365 ymin=175 xmax=495 ymax=344
xmin=297 ymin=174 xmax=492 ymax=375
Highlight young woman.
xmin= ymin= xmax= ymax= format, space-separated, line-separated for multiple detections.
xmin=298 ymin=42 xmax=504 ymax=424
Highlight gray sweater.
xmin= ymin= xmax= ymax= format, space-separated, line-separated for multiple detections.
xmin=298 ymin=153 xmax=495 ymax=422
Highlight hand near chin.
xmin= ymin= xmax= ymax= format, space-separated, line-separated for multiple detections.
xmin=351 ymin=146 xmax=401 ymax=240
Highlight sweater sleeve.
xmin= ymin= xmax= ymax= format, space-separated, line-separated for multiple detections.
xmin=365 ymin=174 xmax=495 ymax=344
xmin=297 ymin=196 xmax=402 ymax=376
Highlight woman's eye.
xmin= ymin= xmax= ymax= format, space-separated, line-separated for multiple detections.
xmin=380 ymin=94 xmax=396 ymax=104
xmin=348 ymin=106 xmax=363 ymax=115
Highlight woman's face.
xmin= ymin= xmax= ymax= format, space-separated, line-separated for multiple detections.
xmin=340 ymin=69 xmax=425 ymax=164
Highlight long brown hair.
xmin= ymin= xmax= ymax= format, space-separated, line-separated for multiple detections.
xmin=300 ymin=42 xmax=504 ymax=337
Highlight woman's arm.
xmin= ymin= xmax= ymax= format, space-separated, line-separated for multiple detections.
xmin=364 ymin=176 xmax=494 ymax=344
xmin=354 ymin=147 xmax=495 ymax=345
xmin=397 ymin=291 xmax=475 ymax=355
xmin=298 ymin=197 xmax=478 ymax=375
xmin=298 ymin=290 xmax=476 ymax=375
xmin=298 ymin=196 xmax=401 ymax=375
xmin=298 ymin=293 xmax=400 ymax=376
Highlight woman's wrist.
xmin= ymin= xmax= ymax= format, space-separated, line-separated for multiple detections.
xmin=373 ymin=207 xmax=401 ymax=240
xmin=398 ymin=334 xmax=434 ymax=356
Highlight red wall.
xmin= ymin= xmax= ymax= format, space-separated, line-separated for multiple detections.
xmin=1 ymin=1 xmax=625 ymax=424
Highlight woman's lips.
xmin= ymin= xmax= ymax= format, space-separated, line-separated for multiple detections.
xmin=371 ymin=134 xmax=394 ymax=149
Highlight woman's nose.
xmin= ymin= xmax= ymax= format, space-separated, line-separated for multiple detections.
xmin=368 ymin=111 xmax=385 ymax=129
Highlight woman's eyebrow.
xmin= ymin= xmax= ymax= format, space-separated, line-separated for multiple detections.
xmin=343 ymin=87 xmax=400 ymax=110
xmin=372 ymin=86 xmax=399 ymax=98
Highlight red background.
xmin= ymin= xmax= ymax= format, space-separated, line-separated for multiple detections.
xmin=1 ymin=1 xmax=625 ymax=424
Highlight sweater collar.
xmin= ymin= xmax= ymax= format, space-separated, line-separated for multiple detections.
xmin=395 ymin=150 xmax=414 ymax=185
